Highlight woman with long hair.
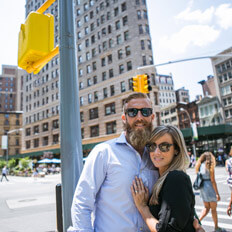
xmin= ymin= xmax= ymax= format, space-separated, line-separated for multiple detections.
xmin=195 ymin=152 xmax=222 ymax=231
xmin=225 ymin=147 xmax=232 ymax=216
xmin=130 ymin=125 xmax=201 ymax=231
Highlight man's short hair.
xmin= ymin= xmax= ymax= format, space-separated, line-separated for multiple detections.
xmin=123 ymin=92 xmax=151 ymax=113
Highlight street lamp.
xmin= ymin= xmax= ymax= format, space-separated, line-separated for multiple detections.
xmin=180 ymin=108 xmax=197 ymax=159
xmin=6 ymin=128 xmax=23 ymax=166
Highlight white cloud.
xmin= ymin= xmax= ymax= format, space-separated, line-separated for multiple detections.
xmin=176 ymin=6 xmax=214 ymax=24
xmin=159 ymin=25 xmax=220 ymax=54
xmin=215 ymin=4 xmax=232 ymax=29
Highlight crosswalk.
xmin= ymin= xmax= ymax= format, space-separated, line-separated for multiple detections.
xmin=195 ymin=201 xmax=232 ymax=231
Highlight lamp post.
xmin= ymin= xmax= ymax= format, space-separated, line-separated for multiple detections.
xmin=180 ymin=108 xmax=197 ymax=159
xmin=6 ymin=128 xmax=23 ymax=166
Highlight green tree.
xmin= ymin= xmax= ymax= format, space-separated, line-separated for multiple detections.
xmin=20 ymin=157 xmax=31 ymax=169
xmin=0 ymin=160 xmax=7 ymax=169
xmin=8 ymin=159 xmax=16 ymax=169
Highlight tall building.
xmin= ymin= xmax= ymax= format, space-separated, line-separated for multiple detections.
xmin=0 ymin=65 xmax=24 ymax=112
xmin=175 ymin=87 xmax=190 ymax=103
xmin=0 ymin=111 xmax=23 ymax=158
xmin=211 ymin=47 xmax=232 ymax=124
xmin=198 ymin=75 xmax=217 ymax=97
xmin=155 ymin=74 xmax=176 ymax=107
xmin=22 ymin=0 xmax=160 ymax=157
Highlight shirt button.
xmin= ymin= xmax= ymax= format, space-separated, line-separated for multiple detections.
xmin=140 ymin=227 xmax=143 ymax=231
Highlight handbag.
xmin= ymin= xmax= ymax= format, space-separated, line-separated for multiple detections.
xmin=193 ymin=172 xmax=203 ymax=190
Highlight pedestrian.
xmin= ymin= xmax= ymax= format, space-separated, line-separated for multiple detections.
xmin=131 ymin=125 xmax=196 ymax=231
xmin=225 ymin=147 xmax=232 ymax=216
xmin=68 ymin=92 xmax=204 ymax=232
xmin=195 ymin=152 xmax=223 ymax=232
xmin=1 ymin=165 xmax=9 ymax=182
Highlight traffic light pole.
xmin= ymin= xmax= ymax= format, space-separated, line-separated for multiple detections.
xmin=59 ymin=0 xmax=83 ymax=231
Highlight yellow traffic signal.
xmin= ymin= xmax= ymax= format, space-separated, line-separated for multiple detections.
xmin=132 ymin=76 xmax=141 ymax=92
xmin=142 ymin=74 xmax=152 ymax=93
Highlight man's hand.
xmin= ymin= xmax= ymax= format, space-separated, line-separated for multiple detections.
xmin=193 ymin=218 xmax=205 ymax=232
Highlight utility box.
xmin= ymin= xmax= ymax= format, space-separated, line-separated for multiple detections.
xmin=18 ymin=12 xmax=54 ymax=73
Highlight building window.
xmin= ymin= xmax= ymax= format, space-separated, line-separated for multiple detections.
xmin=43 ymin=136 xmax=49 ymax=146
xmin=106 ymin=121 xmax=117 ymax=134
xmin=115 ymin=20 xmax=120 ymax=30
xmin=88 ymin=93 xmax=92 ymax=103
xmin=117 ymin=35 xmax=122 ymax=44
xmin=105 ymin=102 xmax=116 ymax=115
xmin=26 ymin=128 xmax=31 ymax=136
xmin=26 ymin=141 xmax=31 ymax=149
xmin=139 ymin=25 xmax=143 ymax=34
xmin=53 ymin=134 xmax=59 ymax=144
xmin=119 ymin=64 xmax=124 ymax=74
xmin=137 ymin=10 xmax=141 ymax=19
xmin=109 ymin=69 xmax=114 ymax=78
xmin=141 ymin=40 xmax=145 ymax=50
xmin=110 ymin=85 xmax=115 ymax=96
xmin=81 ymin=128 xmax=84 ymax=139
xmin=127 ymin=61 xmax=132 ymax=71
xmin=118 ymin=49 xmax=123 ymax=59
xmin=125 ymin=46 xmax=131 ymax=56
xmin=93 ymin=76 xmax=97 ymax=84
xmin=114 ymin=7 xmax=119 ymax=16
xmin=94 ymin=91 xmax=98 ymax=102
xmin=42 ymin=122 xmax=49 ymax=132
xmin=33 ymin=125 xmax=39 ymax=134
xmin=124 ymin=31 xmax=129 ymax=41
xmin=90 ymin=125 xmax=99 ymax=137
xmin=80 ymin=96 xmax=84 ymax=106
xmin=121 ymin=2 xmax=126 ymax=11
xmin=122 ymin=16 xmax=128 ymax=26
xmin=108 ymin=54 xmax=112 ymax=64
xmin=34 ymin=138 xmax=39 ymax=148
xmin=103 ymin=87 xmax=108 ymax=98
xmin=142 ymin=56 xmax=146 ymax=65
xmin=101 ymin=57 xmax=106 ymax=66
xmin=89 ymin=107 xmax=98 ymax=120
xmin=52 ymin=119 xmax=59 ymax=129
xmin=121 ymin=81 xmax=126 ymax=92
xmin=102 ymin=72 xmax=107 ymax=81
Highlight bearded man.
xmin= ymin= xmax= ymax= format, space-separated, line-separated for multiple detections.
xmin=68 ymin=92 xmax=204 ymax=232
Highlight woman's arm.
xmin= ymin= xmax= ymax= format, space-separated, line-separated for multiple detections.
xmin=131 ymin=177 xmax=159 ymax=232
xmin=225 ymin=160 xmax=229 ymax=172
xmin=227 ymin=191 xmax=232 ymax=216
xmin=210 ymin=168 xmax=220 ymax=201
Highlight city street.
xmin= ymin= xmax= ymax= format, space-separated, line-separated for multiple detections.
xmin=0 ymin=167 xmax=231 ymax=232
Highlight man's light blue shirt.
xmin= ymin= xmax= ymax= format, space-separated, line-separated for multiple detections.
xmin=68 ymin=133 xmax=159 ymax=232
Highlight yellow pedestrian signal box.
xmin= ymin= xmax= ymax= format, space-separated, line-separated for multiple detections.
xmin=18 ymin=12 xmax=54 ymax=74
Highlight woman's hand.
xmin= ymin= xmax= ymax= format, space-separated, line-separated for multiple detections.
xmin=227 ymin=205 xmax=231 ymax=216
xmin=193 ymin=218 xmax=205 ymax=232
xmin=216 ymin=194 xmax=221 ymax=201
xmin=131 ymin=176 xmax=149 ymax=211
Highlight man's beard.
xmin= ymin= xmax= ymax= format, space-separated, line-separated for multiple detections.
xmin=123 ymin=120 xmax=153 ymax=151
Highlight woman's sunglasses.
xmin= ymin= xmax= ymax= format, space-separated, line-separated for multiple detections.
xmin=146 ymin=142 xmax=174 ymax=153
xmin=125 ymin=108 xmax=153 ymax=117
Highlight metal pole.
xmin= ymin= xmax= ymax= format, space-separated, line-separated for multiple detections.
xmin=6 ymin=134 xmax=9 ymax=167
xmin=58 ymin=0 xmax=83 ymax=231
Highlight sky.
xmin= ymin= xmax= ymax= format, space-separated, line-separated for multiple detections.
xmin=0 ymin=0 xmax=232 ymax=100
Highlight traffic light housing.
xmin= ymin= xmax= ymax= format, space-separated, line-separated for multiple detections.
xmin=18 ymin=12 xmax=55 ymax=74
xmin=132 ymin=76 xmax=141 ymax=92
xmin=132 ymin=74 xmax=152 ymax=93
xmin=142 ymin=74 xmax=152 ymax=93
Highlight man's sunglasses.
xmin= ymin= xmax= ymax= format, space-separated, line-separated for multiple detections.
xmin=125 ymin=108 xmax=153 ymax=117
xmin=146 ymin=142 xmax=174 ymax=153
